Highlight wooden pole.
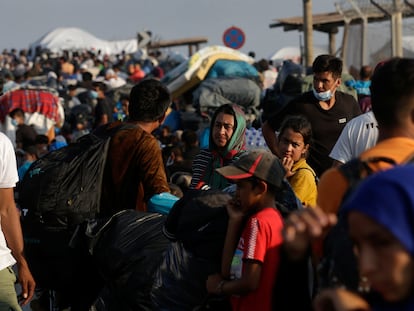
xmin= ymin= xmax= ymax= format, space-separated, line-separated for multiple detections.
xmin=329 ymin=31 xmax=337 ymax=56
xmin=341 ymin=21 xmax=350 ymax=70
xmin=392 ymin=0 xmax=403 ymax=57
xmin=335 ymin=2 xmax=350 ymax=69
xmin=303 ymin=0 xmax=314 ymax=67
xmin=348 ymin=0 xmax=368 ymax=66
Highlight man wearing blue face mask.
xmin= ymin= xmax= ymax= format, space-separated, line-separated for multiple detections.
xmin=262 ymin=54 xmax=361 ymax=177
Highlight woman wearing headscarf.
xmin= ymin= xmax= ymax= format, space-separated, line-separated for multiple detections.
xmin=313 ymin=164 xmax=414 ymax=311
xmin=190 ymin=104 xmax=246 ymax=190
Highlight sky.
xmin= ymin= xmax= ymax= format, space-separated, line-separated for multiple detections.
xmin=1 ymin=0 xmax=340 ymax=59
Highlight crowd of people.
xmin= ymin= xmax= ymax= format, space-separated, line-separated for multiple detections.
xmin=0 ymin=44 xmax=413 ymax=311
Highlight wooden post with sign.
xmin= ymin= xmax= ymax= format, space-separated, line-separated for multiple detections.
xmin=303 ymin=0 xmax=314 ymax=67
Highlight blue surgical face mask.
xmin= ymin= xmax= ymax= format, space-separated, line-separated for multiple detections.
xmin=313 ymin=87 xmax=333 ymax=101
xmin=11 ymin=119 xmax=18 ymax=127
xmin=90 ymin=90 xmax=98 ymax=99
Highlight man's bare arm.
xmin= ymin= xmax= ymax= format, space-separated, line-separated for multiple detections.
xmin=0 ymin=188 xmax=35 ymax=305
xmin=262 ymin=120 xmax=279 ymax=156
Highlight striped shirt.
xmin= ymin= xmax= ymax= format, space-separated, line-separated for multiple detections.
xmin=190 ymin=149 xmax=243 ymax=190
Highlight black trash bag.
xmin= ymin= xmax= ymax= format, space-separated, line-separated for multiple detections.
xmin=151 ymin=189 xmax=232 ymax=310
xmin=89 ymin=210 xmax=170 ymax=310
xmin=151 ymin=241 xmax=231 ymax=311
xmin=23 ymin=225 xmax=103 ymax=311
xmin=163 ymin=189 xmax=231 ymax=259
xmin=93 ymin=286 xmax=133 ymax=311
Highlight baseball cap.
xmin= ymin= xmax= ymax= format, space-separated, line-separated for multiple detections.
xmin=216 ymin=150 xmax=285 ymax=188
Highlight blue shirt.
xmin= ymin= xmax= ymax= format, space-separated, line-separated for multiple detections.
xmin=345 ymin=80 xmax=371 ymax=96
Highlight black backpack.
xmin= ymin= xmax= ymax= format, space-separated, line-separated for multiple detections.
xmin=18 ymin=123 xmax=134 ymax=283
xmin=18 ymin=123 xmax=134 ymax=233
xmin=317 ymin=156 xmax=405 ymax=292
xmin=17 ymin=123 xmax=135 ymax=304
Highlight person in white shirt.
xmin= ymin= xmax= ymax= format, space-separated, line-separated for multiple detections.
xmin=104 ymin=68 xmax=126 ymax=89
xmin=329 ymin=111 xmax=378 ymax=166
xmin=0 ymin=132 xmax=35 ymax=310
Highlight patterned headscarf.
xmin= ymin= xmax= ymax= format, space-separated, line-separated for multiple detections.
xmin=205 ymin=103 xmax=246 ymax=189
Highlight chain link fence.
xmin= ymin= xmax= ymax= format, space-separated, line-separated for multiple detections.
xmin=335 ymin=0 xmax=414 ymax=68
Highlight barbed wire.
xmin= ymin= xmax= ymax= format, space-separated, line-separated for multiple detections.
xmin=336 ymin=0 xmax=413 ymax=17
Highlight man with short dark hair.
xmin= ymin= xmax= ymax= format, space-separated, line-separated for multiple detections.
xmin=99 ymin=79 xmax=172 ymax=215
xmin=262 ymin=54 xmax=361 ymax=176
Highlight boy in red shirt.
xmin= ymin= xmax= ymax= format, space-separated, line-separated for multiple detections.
xmin=206 ymin=150 xmax=285 ymax=311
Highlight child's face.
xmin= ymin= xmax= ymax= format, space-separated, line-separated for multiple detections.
xmin=278 ymin=128 xmax=309 ymax=162
xmin=234 ymin=179 xmax=259 ymax=213
xmin=212 ymin=113 xmax=235 ymax=149
xmin=348 ymin=211 xmax=414 ymax=302
xmin=121 ymin=100 xmax=129 ymax=115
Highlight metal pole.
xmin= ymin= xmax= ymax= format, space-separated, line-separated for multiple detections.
xmin=336 ymin=3 xmax=350 ymax=70
xmin=347 ymin=0 xmax=368 ymax=66
xmin=370 ymin=0 xmax=403 ymax=57
xmin=404 ymin=0 xmax=414 ymax=11
xmin=303 ymin=0 xmax=314 ymax=67
xmin=370 ymin=0 xmax=390 ymax=15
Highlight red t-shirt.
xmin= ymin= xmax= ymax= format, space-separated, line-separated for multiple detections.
xmin=230 ymin=207 xmax=283 ymax=311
